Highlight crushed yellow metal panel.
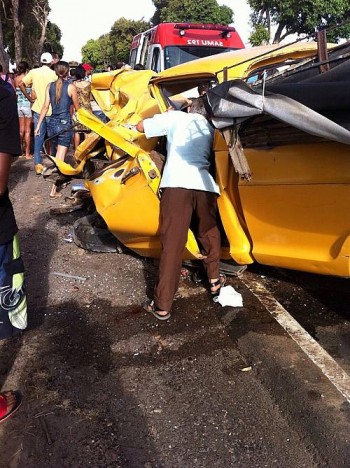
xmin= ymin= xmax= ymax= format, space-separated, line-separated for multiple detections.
xmin=238 ymin=142 xmax=350 ymax=276
xmin=86 ymin=154 xmax=204 ymax=260
xmin=51 ymin=42 xmax=350 ymax=277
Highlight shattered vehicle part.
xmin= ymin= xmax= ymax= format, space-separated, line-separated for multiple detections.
xmin=73 ymin=212 xmax=124 ymax=253
xmin=49 ymin=189 xmax=94 ymax=216
xmin=49 ymin=40 xmax=350 ymax=277
xmin=207 ymin=79 xmax=350 ymax=145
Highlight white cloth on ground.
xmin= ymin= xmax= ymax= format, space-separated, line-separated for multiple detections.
xmin=214 ymin=285 xmax=243 ymax=307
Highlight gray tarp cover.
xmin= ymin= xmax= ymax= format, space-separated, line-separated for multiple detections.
xmin=206 ymin=79 xmax=350 ymax=146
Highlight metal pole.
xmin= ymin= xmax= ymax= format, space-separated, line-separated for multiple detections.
xmin=317 ymin=29 xmax=330 ymax=73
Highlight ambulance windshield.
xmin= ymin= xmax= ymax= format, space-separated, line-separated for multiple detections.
xmin=164 ymin=45 xmax=235 ymax=69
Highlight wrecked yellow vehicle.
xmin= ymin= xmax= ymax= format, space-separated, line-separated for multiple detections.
xmin=51 ymin=40 xmax=350 ymax=277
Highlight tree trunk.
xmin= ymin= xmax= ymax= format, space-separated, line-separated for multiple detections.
xmin=273 ymin=23 xmax=285 ymax=43
xmin=266 ymin=9 xmax=271 ymax=42
xmin=11 ymin=0 xmax=22 ymax=64
xmin=32 ymin=0 xmax=49 ymax=64
xmin=0 ymin=9 xmax=10 ymax=72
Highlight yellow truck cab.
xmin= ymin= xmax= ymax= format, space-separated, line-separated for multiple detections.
xmin=51 ymin=41 xmax=350 ymax=277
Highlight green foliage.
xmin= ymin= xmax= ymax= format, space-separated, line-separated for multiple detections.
xmin=215 ymin=5 xmax=234 ymax=25
xmin=325 ymin=8 xmax=350 ymax=42
xmin=151 ymin=0 xmax=233 ymax=25
xmin=247 ymin=0 xmax=350 ymax=43
xmin=45 ymin=22 xmax=64 ymax=57
xmin=151 ymin=0 xmax=168 ymax=25
xmin=0 ymin=0 xmax=63 ymax=66
xmin=249 ymin=24 xmax=270 ymax=46
xmin=109 ymin=18 xmax=151 ymax=65
xmin=81 ymin=35 xmax=113 ymax=70
xmin=81 ymin=18 xmax=149 ymax=68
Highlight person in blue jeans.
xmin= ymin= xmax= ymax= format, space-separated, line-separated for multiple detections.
xmin=34 ymin=61 xmax=79 ymax=198
xmin=19 ymin=52 xmax=56 ymax=175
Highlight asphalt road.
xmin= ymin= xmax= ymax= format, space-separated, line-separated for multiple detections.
xmin=1 ymin=158 xmax=349 ymax=467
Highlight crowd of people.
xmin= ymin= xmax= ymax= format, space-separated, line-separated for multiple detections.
xmin=0 ymin=56 xmax=146 ymax=180
xmin=0 ymin=52 xmax=93 ymax=424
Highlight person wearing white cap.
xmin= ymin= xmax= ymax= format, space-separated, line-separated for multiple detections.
xmin=18 ymin=52 xmax=57 ymax=175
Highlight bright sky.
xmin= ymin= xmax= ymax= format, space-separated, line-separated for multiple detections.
xmin=48 ymin=0 xmax=252 ymax=62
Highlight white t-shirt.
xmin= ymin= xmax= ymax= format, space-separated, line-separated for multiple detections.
xmin=143 ymin=111 xmax=219 ymax=194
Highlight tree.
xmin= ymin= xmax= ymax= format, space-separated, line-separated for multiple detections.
xmin=247 ymin=0 xmax=350 ymax=45
xmin=151 ymin=0 xmax=233 ymax=25
xmin=44 ymin=22 xmax=64 ymax=58
xmin=10 ymin=0 xmax=22 ymax=64
xmin=151 ymin=0 xmax=167 ymax=25
xmin=82 ymin=18 xmax=149 ymax=68
xmin=82 ymin=35 xmax=114 ymax=70
xmin=0 ymin=15 xmax=10 ymax=71
xmin=0 ymin=0 xmax=63 ymax=69
xmin=249 ymin=24 xmax=270 ymax=46
xmin=30 ymin=0 xmax=50 ymax=64
xmin=109 ymin=18 xmax=150 ymax=65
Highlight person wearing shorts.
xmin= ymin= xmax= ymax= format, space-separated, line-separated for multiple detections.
xmin=14 ymin=61 xmax=33 ymax=159
xmin=17 ymin=106 xmax=31 ymax=119
xmin=34 ymin=61 xmax=79 ymax=198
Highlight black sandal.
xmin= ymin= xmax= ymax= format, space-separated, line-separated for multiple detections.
xmin=142 ymin=300 xmax=171 ymax=321
xmin=209 ymin=273 xmax=226 ymax=297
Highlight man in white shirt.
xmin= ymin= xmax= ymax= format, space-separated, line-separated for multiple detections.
xmin=136 ymin=97 xmax=222 ymax=320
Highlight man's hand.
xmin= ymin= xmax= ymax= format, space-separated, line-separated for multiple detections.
xmin=136 ymin=121 xmax=144 ymax=133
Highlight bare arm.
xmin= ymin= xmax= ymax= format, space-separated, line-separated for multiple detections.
xmin=18 ymin=79 xmax=35 ymax=104
xmin=68 ymin=83 xmax=80 ymax=112
xmin=34 ymin=84 xmax=51 ymax=135
xmin=0 ymin=153 xmax=12 ymax=197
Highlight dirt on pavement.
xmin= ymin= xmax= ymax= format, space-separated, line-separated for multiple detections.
xmin=1 ymin=157 xmax=343 ymax=467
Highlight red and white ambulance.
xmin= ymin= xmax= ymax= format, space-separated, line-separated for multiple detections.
xmin=129 ymin=22 xmax=245 ymax=72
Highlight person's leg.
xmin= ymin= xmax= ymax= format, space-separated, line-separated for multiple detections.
xmin=49 ymin=145 xmax=68 ymax=198
xmin=47 ymin=115 xmax=71 ymax=198
xmin=195 ymin=191 xmax=221 ymax=286
xmin=74 ymin=131 xmax=80 ymax=149
xmin=153 ymin=188 xmax=193 ymax=312
xmin=32 ymin=111 xmax=46 ymax=167
xmin=18 ymin=115 xmax=25 ymax=154
xmin=24 ymin=114 xmax=32 ymax=159
xmin=46 ymin=117 xmax=58 ymax=157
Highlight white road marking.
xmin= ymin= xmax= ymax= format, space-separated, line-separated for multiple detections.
xmin=242 ymin=276 xmax=350 ymax=403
